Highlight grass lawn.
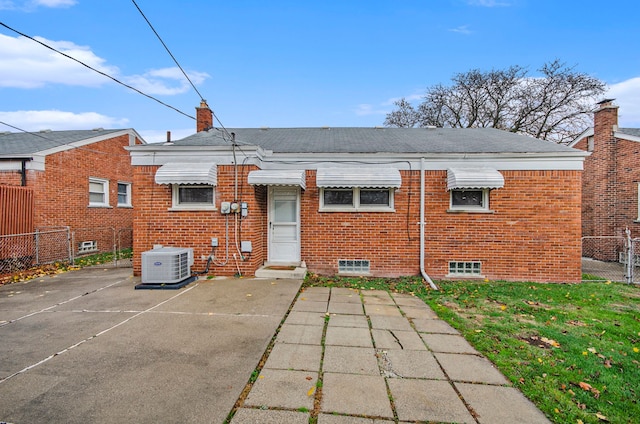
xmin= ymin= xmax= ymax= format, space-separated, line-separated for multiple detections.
xmin=304 ymin=275 xmax=640 ymax=424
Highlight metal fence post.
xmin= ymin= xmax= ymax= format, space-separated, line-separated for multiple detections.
xmin=626 ymin=228 xmax=633 ymax=284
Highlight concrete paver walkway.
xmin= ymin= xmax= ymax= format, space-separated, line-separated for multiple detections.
xmin=232 ymin=287 xmax=551 ymax=424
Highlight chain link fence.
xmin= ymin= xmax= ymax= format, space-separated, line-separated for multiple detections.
xmin=581 ymin=232 xmax=639 ymax=284
xmin=0 ymin=227 xmax=132 ymax=276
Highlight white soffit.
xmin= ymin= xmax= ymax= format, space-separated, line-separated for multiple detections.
xmin=316 ymin=167 xmax=402 ymax=188
xmin=247 ymin=169 xmax=306 ymax=189
xmin=447 ymin=167 xmax=504 ymax=190
xmin=155 ymin=162 xmax=217 ymax=185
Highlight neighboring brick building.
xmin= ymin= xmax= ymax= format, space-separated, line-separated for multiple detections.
xmin=570 ymin=99 xmax=640 ymax=261
xmin=127 ymin=102 xmax=588 ymax=283
xmin=0 ymin=129 xmax=144 ymax=254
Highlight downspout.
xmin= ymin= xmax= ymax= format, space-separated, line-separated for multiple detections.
xmin=420 ymin=157 xmax=438 ymax=290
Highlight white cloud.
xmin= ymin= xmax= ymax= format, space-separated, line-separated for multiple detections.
xmin=0 ymin=33 xmax=210 ymax=94
xmin=0 ymin=33 xmax=118 ymax=88
xmin=466 ymin=0 xmax=511 ymax=6
xmin=0 ymin=110 xmax=128 ymax=131
xmin=0 ymin=0 xmax=76 ymax=10
xmin=354 ymin=104 xmax=390 ymax=117
xmin=124 ymin=68 xmax=211 ymax=96
xmin=607 ymin=77 xmax=640 ymax=127
xmin=33 ymin=0 xmax=76 ymax=7
xmin=449 ymin=25 xmax=473 ymax=35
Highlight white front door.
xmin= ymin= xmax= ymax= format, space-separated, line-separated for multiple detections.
xmin=268 ymin=187 xmax=301 ymax=263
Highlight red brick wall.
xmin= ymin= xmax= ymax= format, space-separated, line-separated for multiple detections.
xmin=1 ymin=134 xmax=140 ymax=252
xmin=0 ymin=172 xmax=24 ymax=186
xmin=133 ymin=165 xmax=582 ymax=283
xmin=302 ymin=169 xmax=581 ymax=283
xmin=132 ymin=164 xmax=264 ymax=277
xmin=573 ymin=104 xmax=640 ymax=260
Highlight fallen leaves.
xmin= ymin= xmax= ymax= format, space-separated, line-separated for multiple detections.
xmin=576 ymin=381 xmax=601 ymax=399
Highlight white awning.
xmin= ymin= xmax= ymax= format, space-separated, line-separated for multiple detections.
xmin=447 ymin=167 xmax=504 ymax=191
xmin=316 ymin=167 xmax=402 ymax=188
xmin=247 ymin=169 xmax=306 ymax=189
xmin=155 ymin=162 xmax=217 ymax=185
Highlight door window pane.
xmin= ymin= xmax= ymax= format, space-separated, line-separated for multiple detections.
xmin=274 ymin=199 xmax=296 ymax=222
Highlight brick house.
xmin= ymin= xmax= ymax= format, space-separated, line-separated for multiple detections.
xmin=569 ymin=99 xmax=640 ymax=261
xmin=0 ymin=129 xmax=144 ymax=255
xmin=127 ymin=102 xmax=588 ymax=283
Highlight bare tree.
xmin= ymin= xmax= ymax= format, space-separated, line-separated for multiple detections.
xmin=385 ymin=60 xmax=606 ymax=144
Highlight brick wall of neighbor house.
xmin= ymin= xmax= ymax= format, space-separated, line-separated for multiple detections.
xmin=132 ymin=164 xmax=265 ymax=277
xmin=0 ymin=171 xmax=25 ymax=186
xmin=573 ymin=102 xmax=640 ymax=261
xmin=9 ymin=134 xmax=141 ymax=253
xmin=133 ymin=165 xmax=582 ymax=283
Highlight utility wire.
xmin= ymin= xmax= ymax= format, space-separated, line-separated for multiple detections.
xmin=129 ymin=2 xmax=234 ymax=141
xmin=0 ymin=21 xmax=196 ymax=121
xmin=131 ymin=0 xmax=205 ymax=101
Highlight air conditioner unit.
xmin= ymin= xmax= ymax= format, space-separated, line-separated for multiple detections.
xmin=141 ymin=247 xmax=193 ymax=284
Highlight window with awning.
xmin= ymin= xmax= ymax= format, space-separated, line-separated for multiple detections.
xmin=447 ymin=167 xmax=504 ymax=212
xmin=446 ymin=167 xmax=504 ymax=191
xmin=316 ymin=167 xmax=400 ymax=212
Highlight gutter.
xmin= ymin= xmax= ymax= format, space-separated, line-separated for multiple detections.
xmin=420 ymin=157 xmax=438 ymax=290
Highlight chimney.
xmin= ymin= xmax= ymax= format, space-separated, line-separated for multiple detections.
xmin=594 ymin=98 xmax=618 ymax=136
xmin=196 ymin=100 xmax=213 ymax=132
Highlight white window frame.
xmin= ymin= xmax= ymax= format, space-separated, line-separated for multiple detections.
xmin=448 ymin=189 xmax=490 ymax=212
xmin=170 ymin=184 xmax=216 ymax=211
xmin=319 ymin=187 xmax=395 ymax=212
xmin=89 ymin=177 xmax=110 ymax=207
xmin=117 ymin=182 xmax=132 ymax=207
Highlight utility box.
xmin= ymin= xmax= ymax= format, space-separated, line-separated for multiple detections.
xmin=241 ymin=241 xmax=252 ymax=253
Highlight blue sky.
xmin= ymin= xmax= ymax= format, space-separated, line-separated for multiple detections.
xmin=1 ymin=0 xmax=639 ymax=143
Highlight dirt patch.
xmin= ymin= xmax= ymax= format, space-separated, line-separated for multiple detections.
xmin=520 ymin=334 xmax=560 ymax=349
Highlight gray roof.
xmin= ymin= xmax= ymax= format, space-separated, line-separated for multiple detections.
xmin=0 ymin=129 xmax=124 ymax=156
xmin=172 ymin=127 xmax=580 ymax=154
xmin=619 ymin=128 xmax=640 ymax=138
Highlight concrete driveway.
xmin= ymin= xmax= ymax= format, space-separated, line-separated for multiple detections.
xmin=0 ymin=267 xmax=301 ymax=424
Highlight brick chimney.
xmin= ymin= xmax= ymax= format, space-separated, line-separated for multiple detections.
xmin=196 ymin=100 xmax=213 ymax=132
xmin=586 ymin=99 xmax=619 ymax=244
xmin=594 ymin=99 xmax=618 ymax=139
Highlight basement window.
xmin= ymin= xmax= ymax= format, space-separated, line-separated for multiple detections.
xmin=78 ymin=240 xmax=98 ymax=254
xmin=338 ymin=259 xmax=370 ymax=274
xmin=448 ymin=261 xmax=482 ymax=277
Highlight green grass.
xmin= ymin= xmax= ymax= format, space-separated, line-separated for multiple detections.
xmin=73 ymin=248 xmax=132 ymax=267
xmin=304 ymin=274 xmax=640 ymax=424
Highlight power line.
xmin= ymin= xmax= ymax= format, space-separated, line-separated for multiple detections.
xmin=0 ymin=21 xmax=196 ymax=121
xmin=129 ymin=2 xmax=233 ymax=141
xmin=131 ymin=0 xmax=205 ymax=102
